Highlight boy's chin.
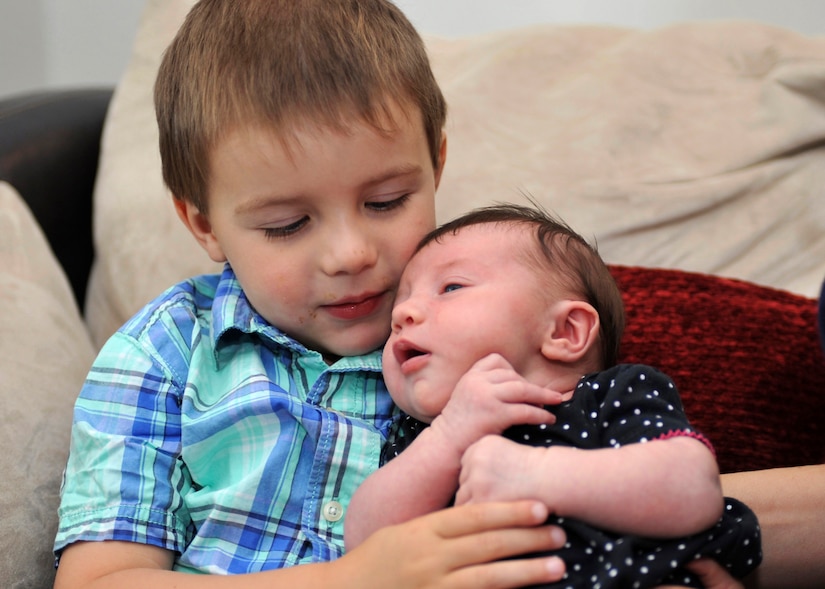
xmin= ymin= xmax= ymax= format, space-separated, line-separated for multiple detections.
xmin=318 ymin=331 xmax=388 ymax=362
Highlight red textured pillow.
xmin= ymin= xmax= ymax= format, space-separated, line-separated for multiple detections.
xmin=610 ymin=265 xmax=825 ymax=474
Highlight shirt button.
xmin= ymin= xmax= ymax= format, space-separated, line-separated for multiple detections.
xmin=322 ymin=500 xmax=344 ymax=522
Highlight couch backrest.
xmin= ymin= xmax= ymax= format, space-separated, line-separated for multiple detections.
xmin=613 ymin=264 xmax=825 ymax=473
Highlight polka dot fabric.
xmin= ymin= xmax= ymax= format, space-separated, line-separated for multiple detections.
xmin=522 ymin=498 xmax=759 ymax=589
xmin=384 ymin=365 xmax=762 ymax=588
xmin=504 ymin=365 xmax=761 ymax=588
xmin=506 ymin=365 xmax=707 ymax=453
xmin=610 ymin=265 xmax=825 ymax=474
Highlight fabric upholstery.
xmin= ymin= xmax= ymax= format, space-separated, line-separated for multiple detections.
xmin=612 ymin=265 xmax=825 ymax=474
xmin=0 ymin=182 xmax=96 ymax=589
xmin=0 ymin=89 xmax=111 ymax=307
xmin=431 ymin=23 xmax=825 ymax=298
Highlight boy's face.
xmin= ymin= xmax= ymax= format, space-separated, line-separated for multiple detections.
xmin=382 ymin=224 xmax=556 ymax=422
xmin=178 ymin=101 xmax=443 ymax=361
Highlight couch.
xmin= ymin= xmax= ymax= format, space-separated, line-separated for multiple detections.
xmin=2 ymin=1 xmax=824 ymax=587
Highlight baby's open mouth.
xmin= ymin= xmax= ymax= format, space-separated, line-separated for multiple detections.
xmin=393 ymin=340 xmax=429 ymax=365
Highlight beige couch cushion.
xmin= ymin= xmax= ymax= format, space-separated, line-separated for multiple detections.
xmin=431 ymin=23 xmax=825 ymax=297
xmin=0 ymin=182 xmax=96 ymax=589
xmin=84 ymin=0 xmax=210 ymax=349
xmin=86 ymin=0 xmax=825 ymax=348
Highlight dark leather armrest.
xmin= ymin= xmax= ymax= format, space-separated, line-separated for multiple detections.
xmin=0 ymin=88 xmax=114 ymax=308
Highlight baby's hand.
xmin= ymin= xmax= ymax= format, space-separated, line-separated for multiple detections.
xmin=456 ymin=435 xmax=547 ymax=506
xmin=429 ymin=354 xmax=560 ymax=462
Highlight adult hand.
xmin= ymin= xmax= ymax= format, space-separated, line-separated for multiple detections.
xmin=686 ymin=559 xmax=745 ymax=589
xmin=655 ymin=559 xmax=744 ymax=589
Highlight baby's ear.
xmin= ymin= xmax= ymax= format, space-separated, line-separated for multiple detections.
xmin=540 ymin=300 xmax=600 ymax=363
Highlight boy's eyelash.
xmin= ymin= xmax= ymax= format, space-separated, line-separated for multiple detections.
xmin=263 ymin=217 xmax=308 ymax=240
xmin=367 ymin=194 xmax=410 ymax=212
xmin=262 ymin=195 xmax=409 ymax=240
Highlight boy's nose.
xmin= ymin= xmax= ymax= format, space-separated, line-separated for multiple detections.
xmin=320 ymin=226 xmax=378 ymax=275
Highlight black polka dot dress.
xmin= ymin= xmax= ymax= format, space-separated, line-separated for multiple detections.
xmin=382 ymin=364 xmax=762 ymax=588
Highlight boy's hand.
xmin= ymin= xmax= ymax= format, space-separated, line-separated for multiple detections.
xmin=55 ymin=503 xmax=568 ymax=589
xmin=428 ymin=354 xmax=561 ymax=461
xmin=456 ymin=435 xmax=545 ymax=506
xmin=339 ymin=501 xmax=567 ymax=589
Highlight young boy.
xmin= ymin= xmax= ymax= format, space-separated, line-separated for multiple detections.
xmin=345 ymin=204 xmax=762 ymax=587
xmin=52 ymin=2 xmax=568 ymax=587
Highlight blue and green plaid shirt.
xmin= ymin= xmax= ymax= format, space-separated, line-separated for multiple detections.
xmin=55 ymin=264 xmax=396 ymax=574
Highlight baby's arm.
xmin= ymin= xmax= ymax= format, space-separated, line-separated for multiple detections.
xmin=455 ymin=365 xmax=725 ymax=538
xmin=55 ymin=501 xmax=568 ymax=589
xmin=345 ymin=354 xmax=563 ymax=549
xmin=457 ymin=433 xmax=723 ymax=538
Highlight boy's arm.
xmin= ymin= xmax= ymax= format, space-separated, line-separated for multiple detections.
xmin=346 ymin=354 xmax=562 ymax=549
xmin=55 ymin=502 xmax=568 ymax=589
xmin=457 ymin=434 xmax=723 ymax=538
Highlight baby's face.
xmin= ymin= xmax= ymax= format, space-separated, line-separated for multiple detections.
xmin=195 ymin=100 xmax=441 ymax=361
xmin=382 ymin=223 xmax=552 ymax=422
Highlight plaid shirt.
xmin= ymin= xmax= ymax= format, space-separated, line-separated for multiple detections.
xmin=55 ymin=265 xmax=396 ymax=574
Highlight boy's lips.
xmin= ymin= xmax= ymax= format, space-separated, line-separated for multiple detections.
xmin=322 ymin=291 xmax=387 ymax=321
xmin=392 ymin=339 xmax=430 ymax=375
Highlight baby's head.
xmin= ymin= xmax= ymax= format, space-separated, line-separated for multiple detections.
xmin=153 ymin=0 xmax=448 ymax=360
xmin=383 ymin=203 xmax=625 ymax=422
xmin=155 ymin=0 xmax=446 ymax=213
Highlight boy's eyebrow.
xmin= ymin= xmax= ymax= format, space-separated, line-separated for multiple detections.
xmin=234 ymin=164 xmax=425 ymax=215
xmin=360 ymin=163 xmax=424 ymax=189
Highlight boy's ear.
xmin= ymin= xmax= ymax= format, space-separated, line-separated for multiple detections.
xmin=541 ymin=300 xmax=600 ymax=363
xmin=434 ymin=133 xmax=447 ymax=189
xmin=173 ymin=198 xmax=227 ymax=263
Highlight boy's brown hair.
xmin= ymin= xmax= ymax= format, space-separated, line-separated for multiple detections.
xmin=155 ymin=0 xmax=447 ymax=212
xmin=418 ymin=203 xmax=626 ymax=368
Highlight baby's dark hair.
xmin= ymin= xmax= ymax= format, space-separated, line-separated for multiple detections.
xmin=418 ymin=203 xmax=626 ymax=367
xmin=155 ymin=0 xmax=446 ymax=212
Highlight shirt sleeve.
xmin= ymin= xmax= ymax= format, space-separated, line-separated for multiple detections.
xmin=54 ymin=326 xmax=194 ymax=556
xmin=590 ymin=364 xmax=714 ymax=453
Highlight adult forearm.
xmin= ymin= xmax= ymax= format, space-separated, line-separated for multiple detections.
xmin=722 ymin=465 xmax=825 ymax=589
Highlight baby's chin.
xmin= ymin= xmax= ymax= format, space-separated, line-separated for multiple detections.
xmin=400 ymin=382 xmax=453 ymax=424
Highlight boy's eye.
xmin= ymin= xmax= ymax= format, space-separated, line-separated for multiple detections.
xmin=443 ymin=283 xmax=463 ymax=293
xmin=366 ymin=194 xmax=410 ymax=212
xmin=263 ymin=216 xmax=309 ymax=240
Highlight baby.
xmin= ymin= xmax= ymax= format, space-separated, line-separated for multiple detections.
xmin=346 ymin=203 xmax=762 ymax=588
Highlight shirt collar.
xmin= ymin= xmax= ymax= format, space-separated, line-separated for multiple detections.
xmin=210 ymin=264 xmax=383 ymax=372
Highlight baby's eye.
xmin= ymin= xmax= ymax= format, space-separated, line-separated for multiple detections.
xmin=443 ymin=283 xmax=463 ymax=293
